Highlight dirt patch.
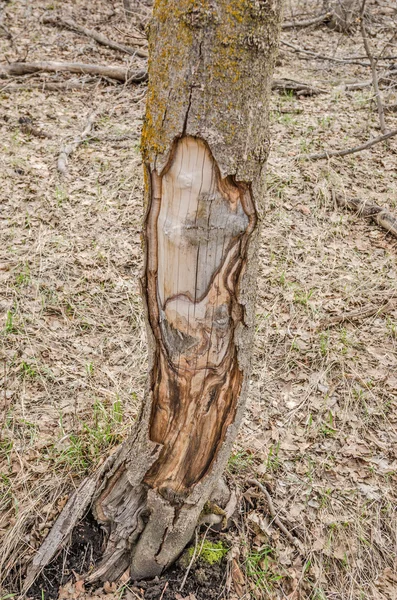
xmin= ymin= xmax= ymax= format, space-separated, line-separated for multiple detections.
xmin=27 ymin=514 xmax=104 ymax=600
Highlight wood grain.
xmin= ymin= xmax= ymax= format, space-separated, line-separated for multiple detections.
xmin=144 ymin=137 xmax=256 ymax=495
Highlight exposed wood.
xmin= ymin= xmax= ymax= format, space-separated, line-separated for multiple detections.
xmin=42 ymin=15 xmax=148 ymax=59
xmin=321 ymin=299 xmax=396 ymax=327
xmin=0 ymin=61 xmax=147 ymax=83
xmin=272 ymin=78 xmax=326 ymax=96
xmin=336 ymin=195 xmax=397 ymax=238
xmin=144 ymin=135 xmax=255 ymax=493
xmin=306 ymin=128 xmax=397 ymax=160
xmin=282 ymin=12 xmax=331 ymax=29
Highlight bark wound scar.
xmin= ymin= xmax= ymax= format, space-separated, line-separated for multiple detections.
xmin=144 ymin=136 xmax=256 ymax=497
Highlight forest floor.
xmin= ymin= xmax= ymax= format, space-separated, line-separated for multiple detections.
xmin=1 ymin=0 xmax=397 ymax=598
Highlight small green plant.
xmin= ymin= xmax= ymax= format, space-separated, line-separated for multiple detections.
xmin=15 ymin=263 xmax=30 ymax=286
xmin=4 ymin=310 xmax=16 ymax=334
xmin=85 ymin=362 xmax=94 ymax=377
xmin=228 ymin=449 xmax=254 ymax=473
xmin=54 ymin=400 xmax=124 ymax=473
xmin=55 ymin=186 xmax=68 ymax=206
xmin=266 ymin=442 xmax=281 ymax=472
xmin=319 ymin=331 xmax=329 ymax=357
xmin=245 ymin=546 xmax=284 ymax=592
xmin=20 ymin=361 xmax=37 ymax=378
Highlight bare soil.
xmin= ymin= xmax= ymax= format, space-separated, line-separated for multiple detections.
xmin=1 ymin=0 xmax=397 ymax=599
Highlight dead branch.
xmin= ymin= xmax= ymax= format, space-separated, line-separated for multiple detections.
xmin=385 ymin=103 xmax=397 ymax=113
xmin=42 ymin=15 xmax=148 ymax=59
xmin=336 ymin=195 xmax=397 ymax=238
xmin=281 ymin=40 xmax=371 ymax=67
xmin=345 ymin=68 xmax=397 ymax=90
xmin=0 ymin=77 xmax=98 ymax=92
xmin=321 ymin=300 xmax=395 ymax=327
xmin=359 ymin=0 xmax=386 ymax=134
xmin=282 ymin=12 xmax=331 ymax=29
xmin=58 ymin=112 xmax=97 ymax=175
xmin=272 ymin=78 xmax=326 ymax=96
xmin=305 ymin=128 xmax=397 ymax=160
xmin=247 ymin=479 xmax=301 ymax=549
xmin=0 ymin=61 xmax=147 ymax=83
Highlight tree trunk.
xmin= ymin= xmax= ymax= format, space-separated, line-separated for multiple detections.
xmin=324 ymin=0 xmax=360 ymax=31
xmin=25 ymin=0 xmax=282 ymax=587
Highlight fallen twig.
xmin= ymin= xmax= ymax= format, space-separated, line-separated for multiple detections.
xmin=0 ymin=77 xmax=98 ymax=92
xmin=58 ymin=112 xmax=97 ymax=175
xmin=0 ymin=61 xmax=147 ymax=83
xmin=272 ymin=78 xmax=326 ymax=96
xmin=247 ymin=479 xmax=300 ymax=549
xmin=305 ymin=128 xmax=397 ymax=160
xmin=336 ymin=195 xmax=397 ymax=238
xmin=321 ymin=300 xmax=395 ymax=327
xmin=282 ymin=12 xmax=331 ymax=29
xmin=179 ymin=528 xmax=199 ymax=591
xmin=345 ymin=68 xmax=397 ymax=90
xmin=359 ymin=0 xmax=386 ymax=134
xmin=42 ymin=15 xmax=148 ymax=59
xmin=281 ymin=40 xmax=371 ymax=67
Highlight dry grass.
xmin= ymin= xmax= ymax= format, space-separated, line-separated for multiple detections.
xmin=0 ymin=0 xmax=397 ymax=598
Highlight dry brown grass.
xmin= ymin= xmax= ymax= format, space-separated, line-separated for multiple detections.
xmin=0 ymin=0 xmax=396 ymax=598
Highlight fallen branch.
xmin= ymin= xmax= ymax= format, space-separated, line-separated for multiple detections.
xmin=247 ymin=479 xmax=301 ymax=549
xmin=58 ymin=112 xmax=97 ymax=175
xmin=336 ymin=195 xmax=397 ymax=238
xmin=281 ymin=40 xmax=371 ymax=67
xmin=282 ymin=12 xmax=331 ymax=29
xmin=272 ymin=78 xmax=326 ymax=96
xmin=305 ymin=128 xmax=397 ymax=160
xmin=0 ymin=61 xmax=147 ymax=83
xmin=359 ymin=0 xmax=386 ymax=134
xmin=345 ymin=68 xmax=397 ymax=90
xmin=0 ymin=78 xmax=98 ymax=92
xmin=321 ymin=299 xmax=395 ymax=327
xmin=42 ymin=15 xmax=148 ymax=59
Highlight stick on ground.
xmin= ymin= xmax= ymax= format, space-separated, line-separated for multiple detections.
xmin=321 ymin=300 xmax=395 ymax=327
xmin=305 ymin=128 xmax=397 ymax=160
xmin=247 ymin=479 xmax=301 ymax=549
xmin=42 ymin=15 xmax=148 ymax=59
xmin=0 ymin=61 xmax=147 ymax=83
xmin=272 ymin=78 xmax=326 ymax=96
xmin=336 ymin=195 xmax=397 ymax=238
xmin=282 ymin=12 xmax=331 ymax=29
xmin=58 ymin=112 xmax=97 ymax=175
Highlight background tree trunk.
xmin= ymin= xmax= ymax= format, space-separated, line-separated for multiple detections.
xmin=26 ymin=0 xmax=282 ymax=587
xmin=324 ymin=0 xmax=360 ymax=31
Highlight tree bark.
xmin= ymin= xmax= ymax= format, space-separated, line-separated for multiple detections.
xmin=25 ymin=0 xmax=282 ymax=587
